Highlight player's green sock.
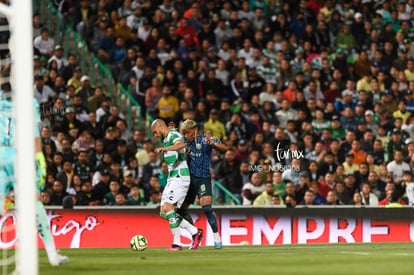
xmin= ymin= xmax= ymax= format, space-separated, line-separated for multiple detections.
xmin=36 ymin=201 xmax=58 ymax=259
xmin=166 ymin=210 xmax=181 ymax=245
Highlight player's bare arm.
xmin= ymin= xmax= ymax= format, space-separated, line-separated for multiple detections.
xmin=155 ymin=140 xmax=185 ymax=153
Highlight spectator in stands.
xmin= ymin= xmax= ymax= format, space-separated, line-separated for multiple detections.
xmin=276 ymin=99 xmax=298 ymax=129
xmin=204 ymin=108 xmax=226 ymax=140
xmin=405 ymin=171 xmax=414 ymax=205
xmin=56 ymin=160 xmax=74 ymax=191
xmin=367 ymin=171 xmax=386 ymax=200
xmin=126 ymin=130 xmax=144 ymax=156
xmin=235 ymin=139 xmax=249 ymax=162
xmin=67 ymin=67 xmax=82 ymax=90
xmin=141 ymin=151 xmax=161 ymax=184
xmin=77 ymin=75 xmax=95 ymax=104
xmin=253 ymin=181 xmax=274 ymax=206
xmin=326 ymin=191 xmax=341 ymax=206
xmin=34 ymin=75 xmax=56 ymax=104
xmin=152 ymin=86 xmax=179 ymax=121
xmin=59 ymin=55 xmax=78 ymax=83
xmin=384 ymin=191 xmax=404 ymax=208
xmin=72 ymin=130 xmax=95 ymax=153
xmin=126 ymin=186 xmax=145 ymax=205
xmin=33 ymin=13 xmax=42 ymax=39
xmin=285 ymin=194 xmax=297 ymax=208
xmin=61 ymin=106 xmax=84 ymax=134
xmin=242 ymin=172 xmax=264 ymax=205
xmin=49 ymin=180 xmax=68 ymax=206
xmin=282 ymin=158 xmax=301 ymax=187
xmin=111 ymin=140 xmax=132 ymax=170
xmin=40 ymin=191 xmax=51 ymax=206
xmin=387 ymin=150 xmax=411 ymax=182
xmin=215 ymin=149 xmax=242 ymax=201
xmin=97 ymin=26 xmax=116 ymax=64
xmin=116 ymin=119 xmax=132 ymax=142
xmin=319 ymin=172 xmax=336 ymax=199
xmin=103 ymin=180 xmax=121 ymax=205
xmin=135 ymin=138 xmax=152 ymax=168
xmin=353 ymin=162 xmax=369 ymax=190
xmin=360 ymin=182 xmax=379 ymax=206
xmin=74 ymin=181 xmax=92 ymax=205
xmin=34 ymin=28 xmax=54 ymax=58
xmin=71 ymin=95 xmax=90 ymax=122
xmin=146 ymin=190 xmax=161 ymax=206
xmin=48 ymin=45 xmax=68 ymax=71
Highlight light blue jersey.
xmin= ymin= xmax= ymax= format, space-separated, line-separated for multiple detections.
xmin=0 ymin=92 xmax=41 ymax=146
xmin=0 ymin=92 xmax=42 ymax=196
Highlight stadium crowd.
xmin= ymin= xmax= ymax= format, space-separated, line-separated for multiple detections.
xmin=27 ymin=0 xmax=414 ymax=208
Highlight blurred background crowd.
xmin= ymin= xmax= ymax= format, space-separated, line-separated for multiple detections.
xmin=20 ymin=0 xmax=414 ymax=208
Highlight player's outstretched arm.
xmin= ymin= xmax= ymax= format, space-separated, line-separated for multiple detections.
xmin=211 ymin=142 xmax=228 ymax=152
xmin=205 ymin=137 xmax=228 ymax=152
xmin=157 ymin=140 xmax=186 ymax=153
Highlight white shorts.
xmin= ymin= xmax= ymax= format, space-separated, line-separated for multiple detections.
xmin=161 ymin=176 xmax=190 ymax=208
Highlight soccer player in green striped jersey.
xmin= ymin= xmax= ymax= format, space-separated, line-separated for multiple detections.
xmin=151 ymin=119 xmax=203 ymax=251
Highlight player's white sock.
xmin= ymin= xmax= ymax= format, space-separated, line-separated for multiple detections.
xmin=172 ymin=227 xmax=181 ymax=246
xmin=179 ymin=218 xmax=198 ymax=235
xmin=44 ymin=241 xmax=58 ymax=260
xmin=214 ymin=232 xmax=221 ymax=243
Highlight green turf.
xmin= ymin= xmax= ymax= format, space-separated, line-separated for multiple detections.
xmin=37 ymin=243 xmax=414 ymax=275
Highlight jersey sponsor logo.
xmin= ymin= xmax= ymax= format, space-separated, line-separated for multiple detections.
xmin=190 ymin=151 xmax=202 ymax=159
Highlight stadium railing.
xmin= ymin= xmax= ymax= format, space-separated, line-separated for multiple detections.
xmin=35 ymin=0 xmax=142 ymax=131
xmin=64 ymin=26 xmax=88 ymax=78
xmin=118 ymin=84 xmax=141 ymax=130
xmin=213 ymin=181 xmax=241 ymax=205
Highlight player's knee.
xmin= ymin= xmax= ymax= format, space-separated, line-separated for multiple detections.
xmin=162 ymin=203 xmax=174 ymax=213
xmin=200 ymin=196 xmax=212 ymax=206
xmin=160 ymin=204 xmax=167 ymax=214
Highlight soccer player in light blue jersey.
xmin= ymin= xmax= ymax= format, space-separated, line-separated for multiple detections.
xmin=179 ymin=119 xmax=228 ymax=249
xmin=0 ymin=91 xmax=68 ymax=266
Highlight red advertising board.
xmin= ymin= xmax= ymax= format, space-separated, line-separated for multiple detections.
xmin=1 ymin=210 xmax=414 ymax=248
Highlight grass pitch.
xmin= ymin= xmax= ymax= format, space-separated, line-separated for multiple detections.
xmin=39 ymin=243 xmax=414 ymax=275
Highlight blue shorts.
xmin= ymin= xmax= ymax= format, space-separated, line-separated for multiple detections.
xmin=184 ymin=175 xmax=212 ymax=204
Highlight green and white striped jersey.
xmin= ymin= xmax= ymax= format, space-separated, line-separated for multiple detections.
xmin=257 ymin=63 xmax=279 ymax=84
xmin=163 ymin=129 xmax=190 ymax=179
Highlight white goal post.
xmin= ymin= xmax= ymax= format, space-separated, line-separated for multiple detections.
xmin=0 ymin=1 xmax=38 ymax=275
